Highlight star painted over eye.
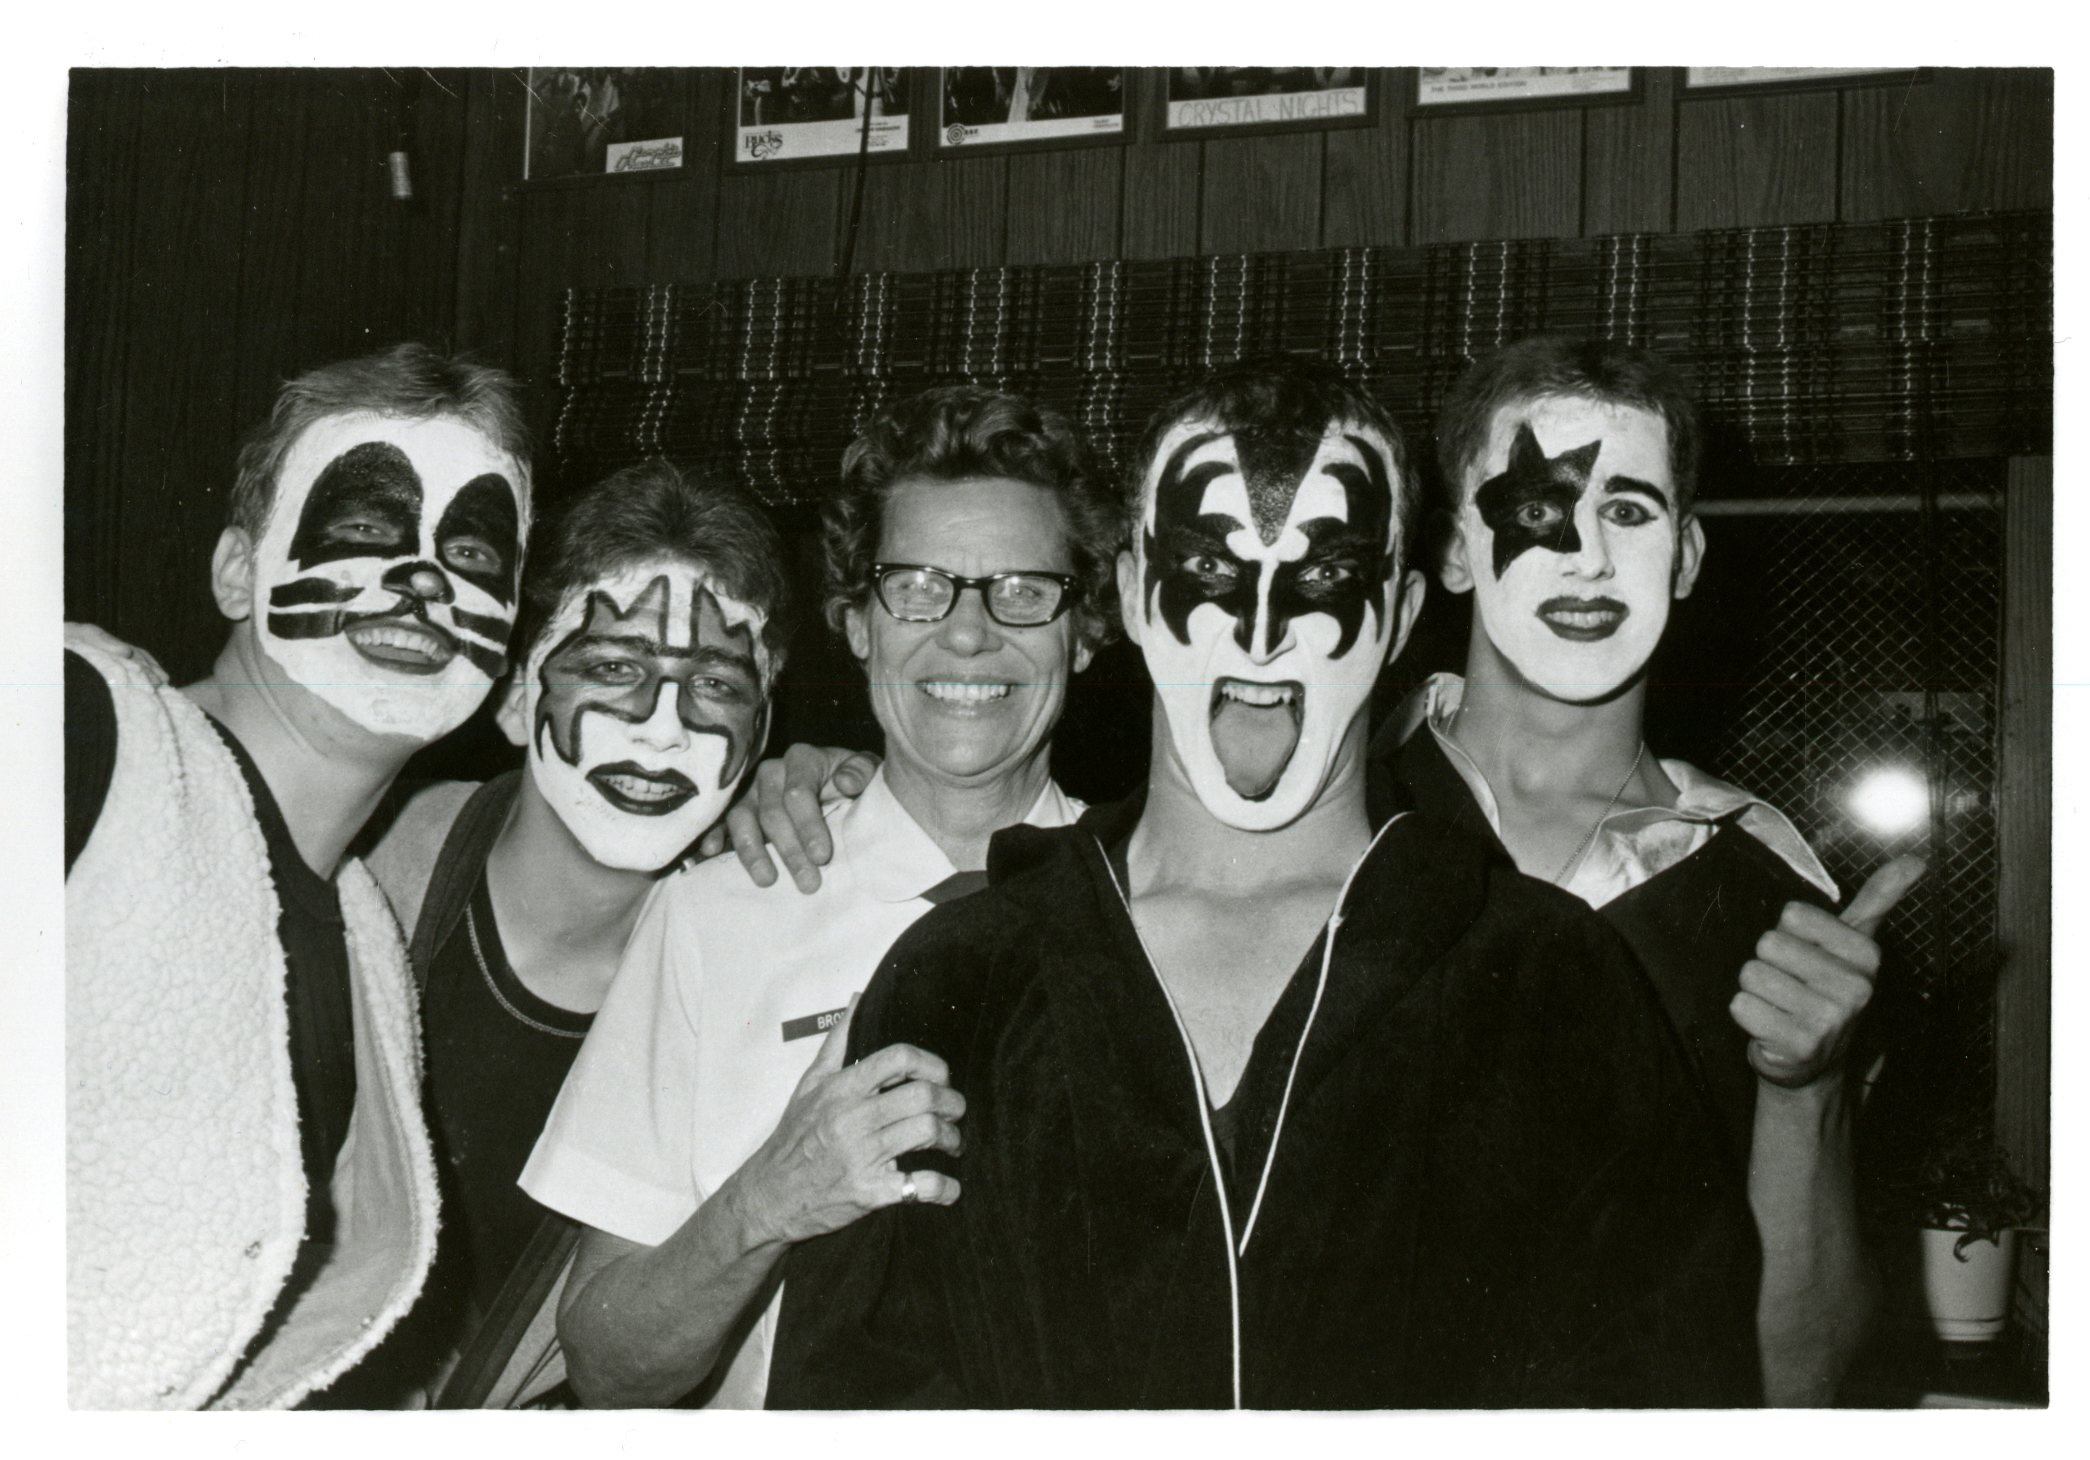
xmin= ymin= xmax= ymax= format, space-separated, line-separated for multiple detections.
xmin=1473 ymin=423 xmax=1602 ymax=578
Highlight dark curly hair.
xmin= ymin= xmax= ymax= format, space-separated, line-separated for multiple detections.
xmin=1129 ymin=354 xmax=1421 ymax=572
xmin=821 ymin=385 xmax=1123 ymax=654
xmin=514 ymin=457 xmax=794 ymax=679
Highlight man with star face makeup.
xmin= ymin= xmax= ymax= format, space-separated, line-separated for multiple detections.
xmin=1377 ymin=335 xmax=1925 ymax=1403
xmin=346 ymin=458 xmax=795 ymax=1406
xmin=766 ymin=357 xmax=1761 ymax=1409
xmin=64 ymin=344 xmax=530 ymax=1408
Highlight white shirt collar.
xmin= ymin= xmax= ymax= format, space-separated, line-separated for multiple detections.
xmin=1412 ymin=671 xmax=1839 ymax=902
xmin=835 ymin=766 xmax=1084 ymax=905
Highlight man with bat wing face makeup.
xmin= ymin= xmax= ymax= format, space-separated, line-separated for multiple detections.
xmin=765 ymin=357 xmax=1762 ymax=1409
xmin=64 ymin=345 xmax=530 ymax=1409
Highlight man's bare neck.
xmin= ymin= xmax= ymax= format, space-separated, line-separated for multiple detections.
xmin=1121 ymin=720 xmax=1375 ymax=1105
xmin=482 ymin=782 xmax=658 ymax=1013
xmin=1451 ymin=635 xmax=1655 ymax=802
xmin=181 ymin=638 xmax=412 ymax=878
xmin=1128 ymin=714 xmax=1375 ymax=900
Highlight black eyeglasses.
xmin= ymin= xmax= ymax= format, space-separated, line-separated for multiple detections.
xmin=871 ymin=563 xmax=1081 ymax=628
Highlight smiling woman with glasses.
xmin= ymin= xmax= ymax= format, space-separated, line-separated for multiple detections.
xmin=528 ymin=383 xmax=1127 ymax=1410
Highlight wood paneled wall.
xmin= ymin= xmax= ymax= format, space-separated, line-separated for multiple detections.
xmin=1995 ymin=457 xmax=2052 ymax=1192
xmin=471 ymin=67 xmax=2050 ymax=399
xmin=65 ymin=64 xmax=2052 ymax=672
xmin=64 ymin=68 xmax=477 ymax=679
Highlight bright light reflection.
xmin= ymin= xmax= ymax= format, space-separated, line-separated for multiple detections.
xmin=1848 ymin=765 xmax=1930 ymax=836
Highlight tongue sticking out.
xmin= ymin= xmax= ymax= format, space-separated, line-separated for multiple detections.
xmin=1209 ymin=696 xmax=1302 ymax=800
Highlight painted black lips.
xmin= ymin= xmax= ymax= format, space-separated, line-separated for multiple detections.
xmin=1537 ymin=595 xmax=1628 ymax=643
xmin=587 ymin=761 xmax=698 ymax=817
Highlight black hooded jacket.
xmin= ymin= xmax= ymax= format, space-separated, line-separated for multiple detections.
xmin=1387 ymin=727 xmax=1838 ymax=1175
xmin=766 ymin=784 xmax=1762 ymax=1409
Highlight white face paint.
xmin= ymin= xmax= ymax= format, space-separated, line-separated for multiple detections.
xmin=519 ymin=561 xmax=771 ymax=872
xmin=1133 ymin=416 xmax=1402 ymax=830
xmin=252 ymin=412 xmax=525 ymax=742
xmin=1449 ymin=397 xmax=1699 ymax=703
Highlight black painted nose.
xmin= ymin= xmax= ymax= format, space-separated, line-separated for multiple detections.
xmin=382 ymin=560 xmax=455 ymax=605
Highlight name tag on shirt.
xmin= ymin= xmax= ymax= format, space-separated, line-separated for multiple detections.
xmin=781 ymin=1006 xmax=850 ymax=1043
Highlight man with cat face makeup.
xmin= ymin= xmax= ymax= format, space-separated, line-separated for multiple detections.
xmin=63 ymin=344 xmax=531 ymax=1409
xmin=351 ymin=458 xmax=795 ymax=1407
xmin=766 ymin=357 xmax=1761 ymax=1409
xmin=1378 ymin=335 xmax=1925 ymax=1403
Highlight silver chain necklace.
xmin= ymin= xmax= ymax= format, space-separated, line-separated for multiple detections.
xmin=1447 ymin=698 xmax=1646 ymax=888
xmin=466 ymin=901 xmax=588 ymax=1039
xmin=1549 ymin=740 xmax=1644 ymax=888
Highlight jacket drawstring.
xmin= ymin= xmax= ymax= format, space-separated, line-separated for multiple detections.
xmin=1096 ymin=811 xmax=1404 ymax=1408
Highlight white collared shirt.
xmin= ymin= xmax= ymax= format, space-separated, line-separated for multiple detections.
xmin=520 ymin=766 xmax=1083 ymax=1408
xmin=1403 ymin=672 xmax=1838 ymax=911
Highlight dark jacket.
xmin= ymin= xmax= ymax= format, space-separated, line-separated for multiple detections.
xmin=1388 ymin=728 xmax=1837 ymax=1175
xmin=766 ymin=784 xmax=1762 ymax=1409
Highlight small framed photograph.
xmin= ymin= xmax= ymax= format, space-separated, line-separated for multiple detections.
xmin=1414 ymin=66 xmax=1638 ymax=112
xmin=1682 ymin=66 xmax=1922 ymax=96
xmin=1161 ymin=66 xmax=1374 ymax=138
xmin=525 ymin=67 xmax=687 ymax=182
xmin=734 ymin=68 xmax=912 ymax=166
xmin=937 ymin=67 xmax=1126 ymax=153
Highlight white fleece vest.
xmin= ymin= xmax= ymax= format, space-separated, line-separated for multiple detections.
xmin=66 ymin=644 xmax=440 ymax=1409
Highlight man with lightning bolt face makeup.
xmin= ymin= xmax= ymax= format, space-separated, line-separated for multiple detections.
xmin=764 ymin=358 xmax=1763 ymax=1410
xmin=349 ymin=460 xmax=797 ymax=1405
xmin=64 ymin=346 xmax=530 ymax=1408
xmin=1378 ymin=336 xmax=1927 ymax=1404
xmin=523 ymin=566 xmax=769 ymax=871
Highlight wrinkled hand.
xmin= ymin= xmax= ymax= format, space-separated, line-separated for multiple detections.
xmin=695 ymin=743 xmax=882 ymax=892
xmin=1731 ymin=855 xmax=1926 ymax=1088
xmin=736 ymin=999 xmax=964 ymax=1247
xmin=65 ymin=622 xmax=169 ymax=688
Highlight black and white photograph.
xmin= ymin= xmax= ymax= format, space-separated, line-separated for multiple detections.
xmin=16 ymin=31 xmax=2068 ymax=1439
xmin=1163 ymin=65 xmax=1371 ymax=133
xmin=734 ymin=67 xmax=910 ymax=164
xmin=525 ymin=67 xmax=687 ymax=180
xmin=938 ymin=66 xmax=1124 ymax=150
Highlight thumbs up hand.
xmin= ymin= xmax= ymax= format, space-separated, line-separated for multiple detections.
xmin=1730 ymin=855 xmax=1927 ymax=1089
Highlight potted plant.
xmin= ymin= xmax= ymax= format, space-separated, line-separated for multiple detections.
xmin=1899 ymin=1120 xmax=2044 ymax=1342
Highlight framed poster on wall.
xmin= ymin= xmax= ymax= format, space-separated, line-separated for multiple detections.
xmin=937 ymin=67 xmax=1125 ymax=153
xmin=734 ymin=68 xmax=912 ymax=165
xmin=1413 ymin=67 xmax=1637 ymax=111
xmin=1160 ymin=66 xmax=1374 ymax=138
xmin=524 ymin=67 xmax=687 ymax=181
xmin=1683 ymin=66 xmax=1920 ymax=94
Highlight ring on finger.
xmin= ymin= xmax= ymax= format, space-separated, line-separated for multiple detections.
xmin=900 ymin=1175 xmax=919 ymax=1204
